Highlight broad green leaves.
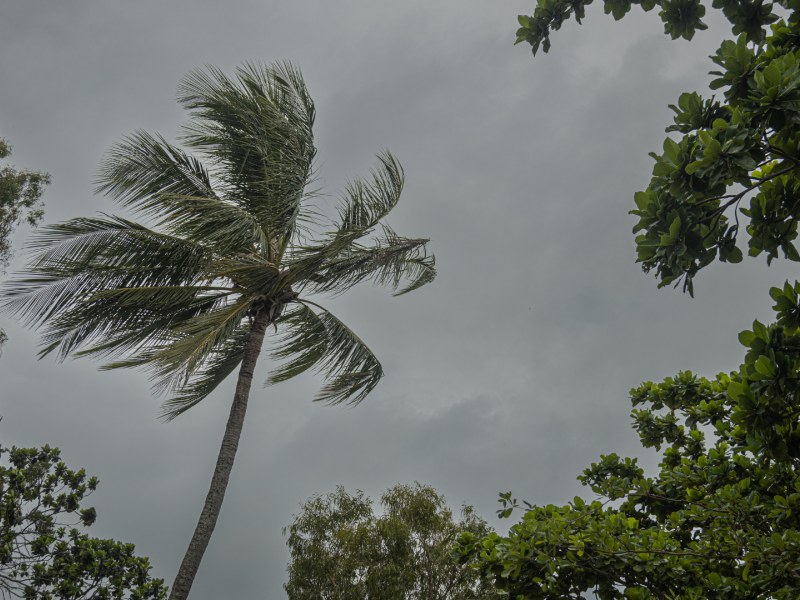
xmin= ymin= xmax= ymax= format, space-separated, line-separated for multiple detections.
xmin=660 ymin=0 xmax=708 ymax=40
xmin=519 ymin=4 xmax=800 ymax=296
xmin=494 ymin=6 xmax=800 ymax=599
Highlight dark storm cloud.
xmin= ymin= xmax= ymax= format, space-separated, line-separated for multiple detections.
xmin=1 ymin=2 xmax=794 ymax=598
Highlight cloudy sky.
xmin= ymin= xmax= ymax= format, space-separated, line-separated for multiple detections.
xmin=1 ymin=1 xmax=795 ymax=598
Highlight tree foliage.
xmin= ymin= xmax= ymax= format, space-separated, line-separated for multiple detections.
xmin=515 ymin=0 xmax=789 ymax=55
xmin=0 ymin=442 xmax=166 ymax=599
xmin=456 ymin=284 xmax=800 ymax=599
xmin=516 ymin=5 xmax=800 ymax=296
xmin=0 ymin=138 xmax=50 ymax=355
xmin=451 ymin=7 xmax=800 ymax=600
xmin=0 ymin=139 xmax=50 ymax=273
xmin=284 ymin=483 xmax=498 ymax=600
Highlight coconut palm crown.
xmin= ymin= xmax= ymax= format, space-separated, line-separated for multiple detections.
xmin=0 ymin=62 xmax=435 ymax=600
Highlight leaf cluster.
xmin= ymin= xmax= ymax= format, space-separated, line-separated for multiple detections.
xmin=0 ymin=138 xmax=51 ymax=356
xmin=517 ymin=0 xmax=800 ymax=298
xmin=0 ymin=443 xmax=166 ymax=599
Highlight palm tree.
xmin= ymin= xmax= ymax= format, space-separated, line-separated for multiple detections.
xmin=0 ymin=62 xmax=435 ymax=600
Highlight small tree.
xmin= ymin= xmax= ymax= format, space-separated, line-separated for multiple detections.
xmin=0 ymin=442 xmax=167 ymax=599
xmin=285 ymin=483 xmax=498 ymax=600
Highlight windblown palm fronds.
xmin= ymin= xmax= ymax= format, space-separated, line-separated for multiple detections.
xmin=2 ymin=61 xmax=435 ymax=421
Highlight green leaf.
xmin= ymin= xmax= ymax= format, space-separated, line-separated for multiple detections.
xmin=634 ymin=191 xmax=651 ymax=210
xmin=664 ymin=137 xmax=682 ymax=163
xmin=685 ymin=160 xmax=704 ymax=174
xmin=739 ymin=330 xmax=756 ymax=347
xmin=754 ymin=356 xmax=776 ymax=377
xmin=726 ymin=245 xmax=743 ymax=263
xmin=669 ymin=216 xmax=682 ymax=239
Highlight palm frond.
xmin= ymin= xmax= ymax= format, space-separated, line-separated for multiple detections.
xmin=205 ymin=255 xmax=282 ymax=297
xmin=0 ymin=216 xmax=234 ymax=360
xmin=22 ymin=216 xmax=212 ymax=280
xmin=134 ymin=295 xmax=252 ymax=386
xmin=303 ymin=232 xmax=436 ymax=297
xmin=176 ymin=62 xmax=316 ymax=248
xmin=335 ymin=151 xmax=403 ymax=232
xmin=1 ymin=217 xmax=215 ymax=328
xmin=266 ymin=303 xmax=383 ymax=406
xmin=96 ymin=132 xmax=268 ymax=254
xmin=75 ymin=295 xmax=225 ymax=363
xmin=280 ymin=152 xmax=406 ymax=285
xmin=96 ymin=130 xmax=214 ymax=204
xmin=158 ymin=325 xmax=252 ymax=422
xmin=265 ymin=305 xmax=329 ymax=384
xmin=43 ymin=289 xmax=230 ymax=362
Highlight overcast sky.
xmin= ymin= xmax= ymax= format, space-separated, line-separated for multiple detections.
xmin=1 ymin=1 xmax=796 ymax=598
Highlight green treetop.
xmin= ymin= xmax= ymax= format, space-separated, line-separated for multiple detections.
xmin=456 ymin=285 xmax=800 ymax=598
xmin=285 ymin=483 xmax=498 ymax=600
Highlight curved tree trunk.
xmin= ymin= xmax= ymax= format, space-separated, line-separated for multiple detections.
xmin=168 ymin=311 xmax=271 ymax=600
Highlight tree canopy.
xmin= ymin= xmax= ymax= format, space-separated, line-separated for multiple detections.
xmin=285 ymin=483 xmax=498 ymax=600
xmin=0 ymin=442 xmax=167 ymax=599
xmin=452 ymin=7 xmax=800 ymax=600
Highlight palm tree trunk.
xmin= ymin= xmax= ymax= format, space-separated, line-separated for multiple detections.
xmin=168 ymin=310 xmax=271 ymax=600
